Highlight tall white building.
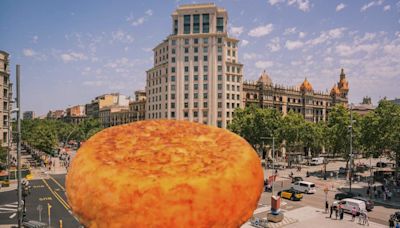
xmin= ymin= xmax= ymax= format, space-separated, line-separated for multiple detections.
xmin=146 ymin=3 xmax=243 ymax=128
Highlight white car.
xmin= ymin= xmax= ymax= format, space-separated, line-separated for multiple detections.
xmin=292 ymin=181 xmax=316 ymax=194
xmin=334 ymin=198 xmax=367 ymax=215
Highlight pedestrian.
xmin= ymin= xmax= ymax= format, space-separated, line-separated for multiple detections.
xmin=366 ymin=186 xmax=370 ymax=196
xmin=373 ymin=185 xmax=377 ymax=192
xmin=329 ymin=205 xmax=333 ymax=218
xmin=325 ymin=201 xmax=329 ymax=214
xmin=339 ymin=206 xmax=344 ymax=220
xmin=351 ymin=206 xmax=357 ymax=221
xmin=364 ymin=211 xmax=369 ymax=226
xmin=335 ymin=206 xmax=338 ymax=219
xmin=383 ymin=191 xmax=387 ymax=201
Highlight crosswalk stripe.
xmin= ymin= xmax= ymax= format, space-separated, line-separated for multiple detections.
xmin=0 ymin=208 xmax=17 ymax=211
xmin=4 ymin=204 xmax=18 ymax=208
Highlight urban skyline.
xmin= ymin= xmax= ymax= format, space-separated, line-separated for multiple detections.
xmin=0 ymin=0 xmax=399 ymax=115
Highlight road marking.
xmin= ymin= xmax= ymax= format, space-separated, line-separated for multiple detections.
xmin=33 ymin=185 xmax=45 ymax=188
xmin=48 ymin=175 xmax=65 ymax=191
xmin=4 ymin=204 xmax=18 ymax=208
xmin=42 ymin=179 xmax=70 ymax=210
xmin=0 ymin=202 xmax=18 ymax=214
xmin=9 ymin=213 xmax=16 ymax=218
xmin=39 ymin=197 xmax=53 ymax=201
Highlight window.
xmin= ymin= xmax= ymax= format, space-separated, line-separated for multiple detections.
xmin=203 ymin=84 xmax=208 ymax=90
xmin=172 ymin=48 xmax=175 ymax=54
xmin=203 ymin=102 xmax=208 ymax=108
xmin=227 ymin=75 xmax=230 ymax=81
xmin=184 ymin=103 xmax=189 ymax=108
xmin=185 ymin=56 xmax=189 ymax=62
xmin=203 ymin=55 xmax=208 ymax=61
xmin=226 ymin=84 xmax=230 ymax=91
xmin=203 ymin=93 xmax=208 ymax=99
xmin=185 ymin=48 xmax=189 ymax=53
xmin=218 ymin=47 xmax=222 ymax=53
xmin=194 ymin=102 xmax=198 ymax=108
xmin=218 ymin=102 xmax=222 ymax=108
xmin=194 ymin=84 xmax=198 ymax=90
xmin=173 ymin=20 xmax=178 ymax=35
xmin=218 ymin=75 xmax=222 ymax=81
xmin=218 ymin=84 xmax=222 ymax=90
xmin=203 ymin=65 xmax=208 ymax=72
xmin=171 ymin=112 xmax=175 ymax=118
xmin=194 ymin=47 xmax=198 ymax=53
xmin=193 ymin=14 xmax=200 ymax=33
xmin=171 ymin=57 xmax=175 ymax=63
xmin=171 ymin=103 xmax=175 ymax=108
xmin=218 ymin=65 xmax=222 ymax=72
xmin=171 ymin=94 xmax=175 ymax=100
xmin=227 ymin=50 xmax=231 ymax=56
xmin=194 ymin=93 xmax=198 ymax=99
xmin=218 ymin=93 xmax=222 ymax=99
xmin=194 ymin=111 xmax=198 ymax=117
xmin=232 ymin=51 xmax=236 ymax=57
xmin=184 ymin=93 xmax=189 ymax=99
xmin=171 ymin=67 xmax=175 ymax=73
xmin=184 ymin=75 xmax=189 ymax=81
xmin=194 ymin=56 xmax=198 ymax=62
xmin=184 ymin=15 xmax=191 ymax=34
xmin=218 ymin=37 xmax=222 ymax=44
xmin=217 ymin=17 xmax=224 ymax=32
xmin=185 ymin=39 xmax=189 ymax=45
xmin=227 ymin=112 xmax=230 ymax=117
xmin=194 ymin=75 xmax=198 ymax=81
xmin=203 ymin=75 xmax=208 ymax=81
xmin=227 ymin=103 xmax=230 ymax=108
xmin=203 ymin=38 xmax=208 ymax=44
xmin=218 ymin=112 xmax=222 ymax=118
xmin=203 ymin=47 xmax=208 ymax=53
xmin=185 ymin=66 xmax=189 ymax=72
xmin=203 ymin=111 xmax=208 ymax=117
xmin=218 ymin=55 xmax=222 ymax=61
xmin=202 ymin=14 xmax=209 ymax=33
xmin=217 ymin=121 xmax=222 ymax=128
xmin=171 ymin=39 xmax=176 ymax=45
xmin=184 ymin=111 xmax=189 ymax=117
xmin=171 ymin=76 xmax=175 ymax=82
xmin=194 ymin=66 xmax=198 ymax=72
xmin=194 ymin=38 xmax=199 ymax=44
xmin=185 ymin=84 xmax=189 ymax=90
xmin=237 ymin=94 xmax=240 ymax=100
xmin=226 ymin=93 xmax=230 ymax=99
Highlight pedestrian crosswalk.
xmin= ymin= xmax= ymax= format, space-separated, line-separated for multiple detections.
xmin=0 ymin=202 xmax=18 ymax=214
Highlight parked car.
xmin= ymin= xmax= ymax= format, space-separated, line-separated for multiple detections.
xmin=376 ymin=162 xmax=387 ymax=168
xmin=292 ymin=181 xmax=316 ymax=194
xmin=338 ymin=198 xmax=367 ymax=215
xmin=277 ymin=189 xmax=303 ymax=201
xmin=334 ymin=191 xmax=361 ymax=200
xmin=291 ymin=176 xmax=304 ymax=183
xmin=310 ymin=157 xmax=325 ymax=165
xmin=352 ymin=196 xmax=374 ymax=211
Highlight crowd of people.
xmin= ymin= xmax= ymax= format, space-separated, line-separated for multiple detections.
xmin=327 ymin=201 xmax=369 ymax=226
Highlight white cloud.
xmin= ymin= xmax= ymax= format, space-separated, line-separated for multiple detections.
xmin=132 ymin=17 xmax=145 ymax=26
xmin=285 ymin=40 xmax=304 ymax=50
xmin=284 ymin=27 xmax=297 ymax=35
xmin=268 ymin=0 xmax=285 ymax=5
xmin=296 ymin=0 xmax=311 ymax=12
xmin=335 ymin=43 xmax=379 ymax=56
xmin=111 ymin=30 xmax=134 ymax=44
xmin=83 ymin=80 xmax=106 ymax=87
xmin=60 ymin=52 xmax=88 ymax=63
xmin=23 ymin=48 xmax=36 ymax=57
xmin=145 ymin=9 xmax=153 ymax=16
xmin=299 ymin=32 xmax=306 ymax=38
xmin=248 ymin=24 xmax=274 ymax=37
xmin=354 ymin=32 xmax=376 ymax=44
xmin=267 ymin=37 xmax=281 ymax=52
xmin=255 ymin=60 xmax=274 ymax=69
xmin=243 ymin=52 xmax=261 ymax=60
xmin=32 ymin=35 xmax=39 ymax=43
xmin=360 ymin=1 xmax=383 ymax=12
xmin=229 ymin=26 xmax=244 ymax=37
xmin=336 ymin=3 xmax=346 ymax=12
xmin=307 ymin=27 xmax=346 ymax=46
xmin=383 ymin=5 xmax=391 ymax=11
xmin=240 ymin=39 xmax=249 ymax=47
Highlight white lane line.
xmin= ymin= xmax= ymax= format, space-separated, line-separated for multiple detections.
xmin=4 ymin=204 xmax=18 ymax=208
xmin=0 ymin=207 xmax=17 ymax=211
xmin=9 ymin=213 xmax=16 ymax=218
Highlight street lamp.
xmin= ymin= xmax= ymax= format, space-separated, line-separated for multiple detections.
xmin=261 ymin=135 xmax=275 ymax=195
xmin=348 ymin=103 xmax=354 ymax=193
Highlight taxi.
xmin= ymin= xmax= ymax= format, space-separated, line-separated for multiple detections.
xmin=277 ymin=188 xmax=303 ymax=201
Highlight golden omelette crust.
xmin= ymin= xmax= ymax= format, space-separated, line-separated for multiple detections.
xmin=66 ymin=120 xmax=263 ymax=228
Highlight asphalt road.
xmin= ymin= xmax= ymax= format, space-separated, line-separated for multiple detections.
xmin=0 ymin=174 xmax=81 ymax=227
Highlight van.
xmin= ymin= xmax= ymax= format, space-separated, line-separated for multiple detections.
xmin=292 ymin=181 xmax=316 ymax=194
xmin=310 ymin=157 xmax=325 ymax=165
xmin=339 ymin=198 xmax=367 ymax=214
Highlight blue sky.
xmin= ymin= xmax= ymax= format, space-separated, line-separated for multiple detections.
xmin=0 ymin=0 xmax=399 ymax=115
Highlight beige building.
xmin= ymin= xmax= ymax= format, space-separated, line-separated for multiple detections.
xmin=86 ymin=93 xmax=128 ymax=118
xmin=146 ymin=3 xmax=243 ymax=128
xmin=99 ymin=106 xmax=130 ymax=128
xmin=129 ymin=90 xmax=146 ymax=121
xmin=243 ymin=69 xmax=349 ymax=122
xmin=352 ymin=96 xmax=375 ymax=116
xmin=47 ymin=110 xmax=65 ymax=119
xmin=0 ymin=50 xmax=12 ymax=147
xmin=64 ymin=105 xmax=86 ymax=124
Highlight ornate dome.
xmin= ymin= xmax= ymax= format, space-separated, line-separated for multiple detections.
xmin=300 ymin=78 xmax=313 ymax=92
xmin=257 ymin=70 xmax=272 ymax=86
xmin=330 ymin=84 xmax=340 ymax=96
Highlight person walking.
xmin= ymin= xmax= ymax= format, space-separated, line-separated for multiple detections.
xmin=364 ymin=211 xmax=369 ymax=226
xmin=325 ymin=201 xmax=329 ymax=214
xmin=339 ymin=205 xmax=344 ymax=220
xmin=388 ymin=190 xmax=392 ymax=201
xmin=335 ymin=206 xmax=338 ymax=220
xmin=329 ymin=205 xmax=333 ymax=218
xmin=351 ymin=206 xmax=357 ymax=221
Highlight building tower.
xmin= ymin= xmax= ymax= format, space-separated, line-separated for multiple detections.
xmin=0 ymin=50 xmax=12 ymax=147
xmin=300 ymin=78 xmax=314 ymax=122
xmin=337 ymin=68 xmax=349 ymax=99
xmin=145 ymin=3 xmax=243 ymax=128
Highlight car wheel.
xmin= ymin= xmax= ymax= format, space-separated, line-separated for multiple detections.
xmin=291 ymin=196 xmax=295 ymax=201
xmin=305 ymin=190 xmax=308 ymax=194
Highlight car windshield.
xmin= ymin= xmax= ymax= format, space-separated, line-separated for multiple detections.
xmin=310 ymin=184 xmax=315 ymax=188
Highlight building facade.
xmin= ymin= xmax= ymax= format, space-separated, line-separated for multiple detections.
xmin=23 ymin=111 xmax=35 ymax=120
xmin=99 ymin=106 xmax=130 ymax=128
xmin=146 ymin=3 xmax=243 ymax=128
xmin=353 ymin=96 xmax=375 ymax=116
xmin=64 ymin=105 xmax=86 ymax=124
xmin=129 ymin=90 xmax=146 ymax=121
xmin=86 ymin=93 xmax=128 ymax=118
xmin=0 ymin=50 xmax=12 ymax=147
xmin=243 ymin=69 xmax=349 ymax=122
xmin=47 ymin=110 xmax=65 ymax=119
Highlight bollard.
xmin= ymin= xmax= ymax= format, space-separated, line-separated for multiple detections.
xmin=60 ymin=219 xmax=63 ymax=228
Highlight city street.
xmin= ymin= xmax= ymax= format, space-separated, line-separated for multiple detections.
xmin=0 ymin=174 xmax=81 ymax=227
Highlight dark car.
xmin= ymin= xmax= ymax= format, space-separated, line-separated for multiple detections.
xmin=278 ymin=188 xmax=303 ymax=201
xmin=352 ymin=196 xmax=374 ymax=211
xmin=334 ymin=192 xmax=361 ymax=200
xmin=291 ymin=176 xmax=304 ymax=183
xmin=376 ymin=162 xmax=387 ymax=168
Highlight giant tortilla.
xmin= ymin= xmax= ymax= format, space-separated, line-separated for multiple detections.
xmin=66 ymin=120 xmax=263 ymax=227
